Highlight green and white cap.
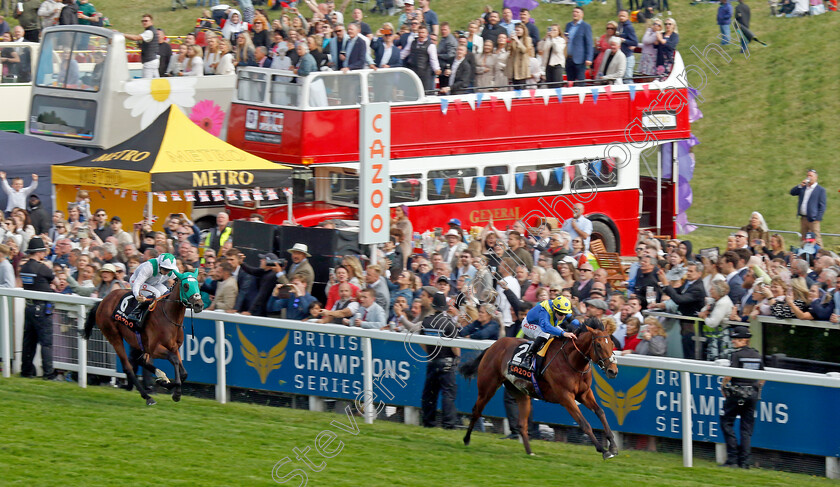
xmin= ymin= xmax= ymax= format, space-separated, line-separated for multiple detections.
xmin=158 ymin=253 xmax=177 ymax=271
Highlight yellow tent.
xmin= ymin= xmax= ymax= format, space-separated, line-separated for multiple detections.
xmin=52 ymin=106 xmax=291 ymax=191
xmin=52 ymin=107 xmax=292 ymax=227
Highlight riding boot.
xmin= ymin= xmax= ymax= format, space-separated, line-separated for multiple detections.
xmin=137 ymin=302 xmax=151 ymax=330
xmin=523 ymin=336 xmax=548 ymax=368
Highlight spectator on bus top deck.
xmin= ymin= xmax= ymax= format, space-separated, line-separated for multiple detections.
xmin=560 ymin=203 xmax=593 ymax=252
xmin=0 ymin=172 xmax=38 ymax=216
xmin=122 ymin=14 xmax=160 ymax=79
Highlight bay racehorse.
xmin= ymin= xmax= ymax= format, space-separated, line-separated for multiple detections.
xmin=460 ymin=318 xmax=619 ymax=457
xmin=83 ymin=270 xmax=203 ymax=406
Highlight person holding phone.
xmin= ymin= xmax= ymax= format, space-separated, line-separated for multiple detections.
xmin=789 ymin=169 xmax=826 ymax=247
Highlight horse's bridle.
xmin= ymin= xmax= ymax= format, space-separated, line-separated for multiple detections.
xmin=559 ymin=332 xmax=614 ymax=375
xmin=159 ymin=284 xmax=186 ymax=328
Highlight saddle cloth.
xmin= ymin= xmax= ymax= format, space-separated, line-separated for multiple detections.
xmin=507 ymin=338 xmax=555 ymax=380
xmin=113 ymin=294 xmax=145 ymax=332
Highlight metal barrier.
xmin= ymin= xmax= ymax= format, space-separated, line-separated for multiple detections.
xmin=687 ymin=222 xmax=802 ymax=240
xmin=3 ymin=287 xmax=840 ymax=475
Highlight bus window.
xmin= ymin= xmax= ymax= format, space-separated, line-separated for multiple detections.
xmin=483 ymin=165 xmax=509 ymax=196
xmin=329 ymin=171 xmax=359 ymax=204
xmin=270 ymin=73 xmax=301 ymax=106
xmin=36 ymin=31 xmax=108 ymax=92
xmin=309 ymin=73 xmax=360 ymax=107
xmin=515 ymin=162 xmax=565 ymax=195
xmin=0 ymin=45 xmax=33 ymax=83
xmin=30 ymin=94 xmax=97 ymax=140
xmin=237 ymin=70 xmax=267 ymax=103
xmin=427 ymin=168 xmax=477 ymax=201
xmin=391 ymin=174 xmax=422 ymax=203
xmin=572 ymin=158 xmax=619 ymax=188
xmin=367 ymin=71 xmax=422 ymax=103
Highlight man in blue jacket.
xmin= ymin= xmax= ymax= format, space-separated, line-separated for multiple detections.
xmin=616 ymin=10 xmax=638 ymax=82
xmin=717 ymin=0 xmax=734 ymax=46
xmin=790 ymin=169 xmax=827 ymax=246
xmin=564 ymin=7 xmax=593 ymax=83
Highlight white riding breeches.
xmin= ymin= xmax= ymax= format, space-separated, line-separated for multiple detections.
xmin=521 ymin=318 xmax=550 ymax=340
xmin=129 ymin=277 xmax=168 ymax=299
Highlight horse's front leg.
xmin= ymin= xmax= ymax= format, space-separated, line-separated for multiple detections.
xmin=166 ymin=350 xmax=182 ymax=402
xmin=579 ymin=389 xmax=618 ymax=459
xmin=558 ymin=390 xmax=606 ymax=456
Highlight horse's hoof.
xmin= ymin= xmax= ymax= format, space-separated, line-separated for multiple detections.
xmin=603 ymin=451 xmax=616 ymax=460
xmin=157 ymin=379 xmax=176 ymax=391
xmin=172 ymin=392 xmax=182 ymax=402
xmin=146 ymin=397 xmax=157 ymax=406
xmin=529 ymin=452 xmax=536 ymax=456
xmin=463 ymin=437 xmax=470 ymax=446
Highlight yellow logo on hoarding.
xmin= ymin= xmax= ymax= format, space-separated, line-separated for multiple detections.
xmin=238 ymin=326 xmax=288 ymax=384
xmin=592 ymin=370 xmax=650 ymax=425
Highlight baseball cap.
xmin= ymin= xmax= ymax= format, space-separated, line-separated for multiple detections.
xmin=259 ymin=252 xmax=281 ymax=264
xmin=110 ymin=216 xmax=122 ymax=223
xmin=448 ymin=218 xmax=462 ymax=227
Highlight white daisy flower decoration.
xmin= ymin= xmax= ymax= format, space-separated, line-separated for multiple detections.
xmin=123 ymin=77 xmax=198 ymax=129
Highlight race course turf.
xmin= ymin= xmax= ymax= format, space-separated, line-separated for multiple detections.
xmin=0 ymin=376 xmax=830 ymax=486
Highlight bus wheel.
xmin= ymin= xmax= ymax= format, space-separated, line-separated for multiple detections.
xmin=591 ymin=220 xmax=618 ymax=253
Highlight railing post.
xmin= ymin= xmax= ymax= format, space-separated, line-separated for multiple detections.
xmin=12 ymin=296 xmax=23 ymax=374
xmin=681 ymin=370 xmax=693 ymax=467
xmin=1 ymin=296 xmax=10 ymax=378
xmin=826 ymin=457 xmax=840 ymax=480
xmin=77 ymin=304 xmax=87 ymax=388
xmin=362 ymin=337 xmax=374 ymax=424
xmin=215 ymin=320 xmax=226 ymax=404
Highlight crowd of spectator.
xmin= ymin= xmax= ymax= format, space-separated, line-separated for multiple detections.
xmin=2 ymin=166 xmax=835 ymax=367
xmin=0 ymin=0 xmax=687 ymax=87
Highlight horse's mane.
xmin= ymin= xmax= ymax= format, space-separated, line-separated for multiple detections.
xmin=581 ymin=317 xmax=605 ymax=332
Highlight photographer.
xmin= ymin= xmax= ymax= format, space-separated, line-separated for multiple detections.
xmin=271 ymin=274 xmax=316 ymax=320
xmin=720 ymin=326 xmax=764 ymax=469
xmin=240 ymin=252 xmax=286 ymax=317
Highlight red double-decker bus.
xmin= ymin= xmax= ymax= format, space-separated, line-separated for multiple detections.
xmin=226 ymin=55 xmax=692 ymax=255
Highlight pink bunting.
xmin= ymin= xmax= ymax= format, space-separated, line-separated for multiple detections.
xmin=448 ymin=178 xmax=458 ymax=194
xmin=529 ymin=89 xmax=536 ymax=99
xmin=565 ymin=164 xmax=576 ymax=180
xmin=604 ymin=85 xmax=612 ymax=99
xmin=489 ymin=175 xmax=499 ymax=191
xmin=528 ymin=171 xmax=538 ymax=186
xmin=642 ymin=84 xmax=650 ymax=97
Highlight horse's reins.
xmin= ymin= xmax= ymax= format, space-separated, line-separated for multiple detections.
xmin=562 ymin=336 xmax=593 ymax=375
xmin=159 ymin=283 xmax=196 ymax=337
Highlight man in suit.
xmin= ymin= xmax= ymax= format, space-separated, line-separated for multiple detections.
xmin=282 ymin=243 xmax=315 ymax=293
xmin=226 ymin=249 xmax=257 ymax=314
xmin=439 ymin=228 xmax=467 ymax=269
xmin=790 ymin=169 xmax=827 ymax=246
xmin=616 ymin=10 xmax=637 ymax=82
xmin=208 ymin=262 xmax=238 ymax=311
xmin=342 ymin=22 xmax=373 ymax=71
xmin=597 ymin=37 xmax=626 ymax=85
xmin=659 ymin=261 xmax=706 ymax=359
xmin=719 ymin=251 xmax=746 ymax=308
xmin=447 ymin=44 xmax=474 ymax=94
xmin=372 ymin=28 xmax=401 ymax=67
xmin=564 ymin=6 xmax=593 ymax=83
xmin=254 ymin=46 xmax=270 ymax=67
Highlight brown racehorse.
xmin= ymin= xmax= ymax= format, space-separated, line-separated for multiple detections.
xmin=83 ymin=271 xmax=203 ymax=406
xmin=460 ymin=318 xmax=619 ymax=458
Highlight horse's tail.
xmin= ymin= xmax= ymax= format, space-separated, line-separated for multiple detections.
xmin=459 ymin=349 xmax=487 ymax=380
xmin=83 ymin=301 xmax=100 ymax=340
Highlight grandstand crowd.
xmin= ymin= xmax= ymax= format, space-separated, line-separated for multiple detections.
xmin=0 ymin=170 xmax=836 ymax=369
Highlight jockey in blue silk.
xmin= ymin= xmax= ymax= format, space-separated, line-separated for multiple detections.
xmin=520 ymin=296 xmax=580 ymax=366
